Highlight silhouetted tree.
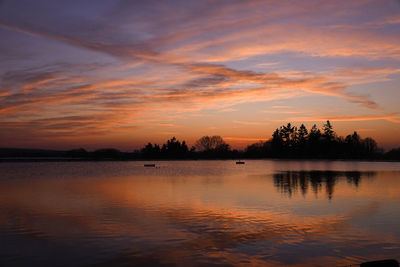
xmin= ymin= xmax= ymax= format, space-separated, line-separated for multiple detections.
xmin=134 ymin=121 xmax=385 ymax=160
xmin=245 ymin=141 xmax=267 ymax=157
xmin=245 ymin=121 xmax=381 ymax=159
xmin=195 ymin=136 xmax=212 ymax=151
xmin=4 ymin=120 xmax=389 ymax=161
xmin=345 ymin=131 xmax=360 ymax=157
xmin=297 ymin=124 xmax=308 ymax=144
xmin=344 ymin=132 xmax=379 ymax=158
xmin=141 ymin=142 xmax=161 ymax=158
xmin=295 ymin=124 xmax=308 ymax=157
xmin=323 ymin=120 xmax=335 ymax=142
xmin=142 ymin=142 xmax=154 ymax=154
xmin=385 ymin=147 xmax=400 ymax=160
xmin=362 ymin=137 xmax=377 ymax=154
xmin=194 ymin=135 xmax=231 ymax=158
xmin=280 ymin=123 xmax=297 ymax=147
xmin=161 ymin=137 xmax=188 ymax=157
xmin=271 ymin=128 xmax=284 ymax=156
xmin=309 ymin=124 xmax=321 ymax=141
xmin=195 ymin=136 xmax=230 ymax=152
xmin=308 ymin=124 xmax=321 ymax=156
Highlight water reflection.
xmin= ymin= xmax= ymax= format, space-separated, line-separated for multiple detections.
xmin=273 ymin=171 xmax=376 ymax=199
xmin=0 ymin=161 xmax=399 ymax=266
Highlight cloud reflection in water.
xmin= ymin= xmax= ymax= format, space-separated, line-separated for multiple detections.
xmin=0 ymin=161 xmax=399 ymax=266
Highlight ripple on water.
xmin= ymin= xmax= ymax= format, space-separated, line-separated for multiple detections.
xmin=1 ymin=160 xmax=400 ymax=266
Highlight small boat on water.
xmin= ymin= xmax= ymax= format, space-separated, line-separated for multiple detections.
xmin=144 ymin=163 xmax=156 ymax=167
xmin=236 ymin=160 xmax=245 ymax=164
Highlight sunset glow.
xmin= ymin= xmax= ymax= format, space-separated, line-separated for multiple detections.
xmin=1 ymin=0 xmax=400 ymax=150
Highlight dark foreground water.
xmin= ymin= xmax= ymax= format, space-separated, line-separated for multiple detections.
xmin=0 ymin=160 xmax=400 ymax=266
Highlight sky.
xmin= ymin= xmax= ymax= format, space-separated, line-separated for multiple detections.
xmin=0 ymin=0 xmax=400 ymax=151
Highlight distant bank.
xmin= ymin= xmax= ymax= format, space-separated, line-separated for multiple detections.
xmin=1 ymin=147 xmax=399 ymax=162
xmin=2 ymin=121 xmax=400 ymax=162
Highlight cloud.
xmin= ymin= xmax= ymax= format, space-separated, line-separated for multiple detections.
xmin=2 ymin=0 xmax=399 ymax=65
xmin=0 ymin=16 xmax=383 ymax=112
xmin=147 ymin=122 xmax=177 ymax=127
xmin=233 ymin=120 xmax=266 ymax=126
xmin=0 ymin=0 xmax=399 ymax=147
xmin=181 ymin=64 xmax=379 ymax=109
xmin=330 ymin=67 xmax=400 ymax=85
xmin=288 ymin=113 xmax=400 ymax=123
xmin=0 ymin=40 xmax=381 ymax=147
xmin=218 ymin=108 xmax=237 ymax=112
xmin=178 ymin=23 xmax=400 ymax=61
xmin=270 ymin=105 xmax=292 ymax=109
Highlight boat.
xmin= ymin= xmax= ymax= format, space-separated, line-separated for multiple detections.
xmin=144 ymin=163 xmax=156 ymax=167
xmin=236 ymin=160 xmax=245 ymax=164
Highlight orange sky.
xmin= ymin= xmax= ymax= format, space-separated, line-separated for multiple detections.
xmin=0 ymin=0 xmax=400 ymax=150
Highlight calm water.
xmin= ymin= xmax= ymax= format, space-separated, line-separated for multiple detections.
xmin=1 ymin=160 xmax=400 ymax=266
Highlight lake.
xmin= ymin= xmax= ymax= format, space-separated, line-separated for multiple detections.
xmin=1 ymin=160 xmax=400 ymax=266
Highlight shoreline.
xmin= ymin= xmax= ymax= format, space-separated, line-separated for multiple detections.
xmin=1 ymin=157 xmax=399 ymax=163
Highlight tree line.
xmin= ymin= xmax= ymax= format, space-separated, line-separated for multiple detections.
xmin=138 ymin=135 xmax=233 ymax=159
xmin=3 ymin=121 xmax=399 ymax=161
xmin=245 ymin=121 xmax=382 ymax=159
xmin=63 ymin=120 xmax=399 ymax=160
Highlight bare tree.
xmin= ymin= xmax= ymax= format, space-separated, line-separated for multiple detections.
xmin=195 ymin=136 xmax=229 ymax=152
